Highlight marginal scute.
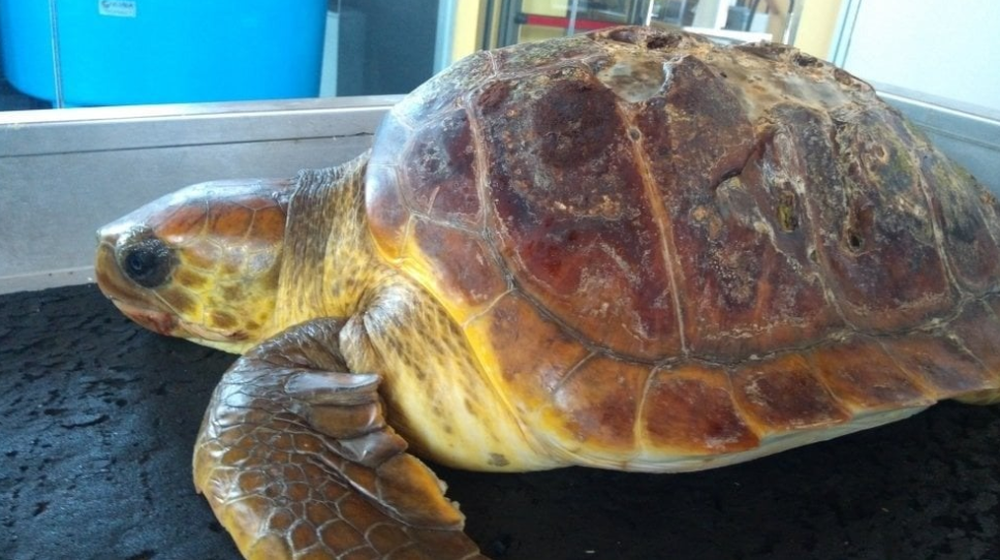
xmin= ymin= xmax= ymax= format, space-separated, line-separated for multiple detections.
xmin=949 ymin=297 xmax=1000 ymax=374
xmin=882 ymin=333 xmax=996 ymax=398
xmin=809 ymin=336 xmax=933 ymax=411
xmin=550 ymin=355 xmax=648 ymax=455
xmin=642 ymin=365 xmax=759 ymax=454
xmin=409 ymin=218 xmax=508 ymax=312
xmin=365 ymin=163 xmax=408 ymax=261
xmin=399 ymin=108 xmax=482 ymax=229
xmin=466 ymin=292 xmax=589 ymax=413
xmin=732 ymin=353 xmax=851 ymax=433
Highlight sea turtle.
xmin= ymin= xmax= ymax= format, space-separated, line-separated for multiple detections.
xmin=95 ymin=26 xmax=1000 ymax=559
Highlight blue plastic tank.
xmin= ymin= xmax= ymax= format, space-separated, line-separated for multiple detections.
xmin=0 ymin=0 xmax=327 ymax=106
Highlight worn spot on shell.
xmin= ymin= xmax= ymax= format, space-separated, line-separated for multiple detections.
xmin=597 ymin=56 xmax=668 ymax=103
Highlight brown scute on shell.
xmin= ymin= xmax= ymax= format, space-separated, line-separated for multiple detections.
xmin=881 ymin=334 xmax=996 ymax=397
xmin=552 ymin=355 xmax=647 ymax=452
xmin=818 ymin=105 xmax=958 ymax=330
xmin=534 ymin=77 xmax=621 ymax=166
xmin=402 ymin=109 xmax=481 ymax=228
xmin=921 ymin=147 xmax=1000 ymax=294
xmin=948 ymin=296 xmax=1000 ymax=373
xmin=364 ymin=164 xmax=409 ymax=260
xmin=364 ymin=26 xmax=1000 ymax=456
xmin=809 ymin=336 xmax=933 ymax=411
xmin=411 ymin=218 xmax=508 ymax=309
xmin=642 ymin=365 xmax=760 ymax=454
xmin=479 ymin=62 xmax=682 ymax=359
xmin=645 ymin=60 xmax=846 ymax=357
xmin=732 ymin=353 xmax=852 ymax=432
xmin=602 ymin=26 xmax=645 ymax=45
xmin=473 ymin=292 xmax=590 ymax=407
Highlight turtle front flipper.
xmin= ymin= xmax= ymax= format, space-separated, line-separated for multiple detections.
xmin=193 ymin=319 xmax=486 ymax=560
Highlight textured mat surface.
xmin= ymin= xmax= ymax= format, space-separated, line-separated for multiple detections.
xmin=3 ymin=284 xmax=1000 ymax=560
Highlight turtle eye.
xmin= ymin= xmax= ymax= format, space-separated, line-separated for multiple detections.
xmin=120 ymin=237 xmax=174 ymax=288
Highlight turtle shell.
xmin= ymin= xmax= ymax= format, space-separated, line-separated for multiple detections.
xmin=365 ymin=27 xmax=1000 ymax=464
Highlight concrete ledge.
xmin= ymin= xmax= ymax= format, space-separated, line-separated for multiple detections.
xmin=1 ymin=97 xmax=399 ymax=294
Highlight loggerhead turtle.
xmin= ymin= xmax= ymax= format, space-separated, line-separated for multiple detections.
xmin=95 ymin=26 xmax=1000 ymax=559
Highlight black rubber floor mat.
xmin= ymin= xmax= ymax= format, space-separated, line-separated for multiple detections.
xmin=3 ymin=284 xmax=1000 ymax=560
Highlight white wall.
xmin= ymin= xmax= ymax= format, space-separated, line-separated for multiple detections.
xmin=838 ymin=0 xmax=1000 ymax=119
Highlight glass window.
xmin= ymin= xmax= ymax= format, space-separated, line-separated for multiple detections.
xmin=0 ymin=1 xmax=331 ymax=108
xmin=0 ymin=0 xmax=458 ymax=110
xmin=489 ymin=1 xmax=804 ymax=50
xmin=2 ymin=0 xmax=821 ymax=113
xmin=832 ymin=0 xmax=1000 ymax=121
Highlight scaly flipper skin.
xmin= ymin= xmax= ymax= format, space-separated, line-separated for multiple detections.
xmin=193 ymin=319 xmax=486 ymax=559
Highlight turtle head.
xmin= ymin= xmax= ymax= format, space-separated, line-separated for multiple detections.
xmin=95 ymin=178 xmax=296 ymax=353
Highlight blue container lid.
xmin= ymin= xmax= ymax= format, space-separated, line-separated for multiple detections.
xmin=1 ymin=0 xmax=327 ymax=106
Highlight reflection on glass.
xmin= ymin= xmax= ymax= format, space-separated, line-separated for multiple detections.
xmin=494 ymin=1 xmax=797 ymax=48
xmin=0 ymin=0 xmax=816 ymax=113
xmin=0 ymin=0 xmax=462 ymax=111
xmin=0 ymin=1 xmax=329 ymax=109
